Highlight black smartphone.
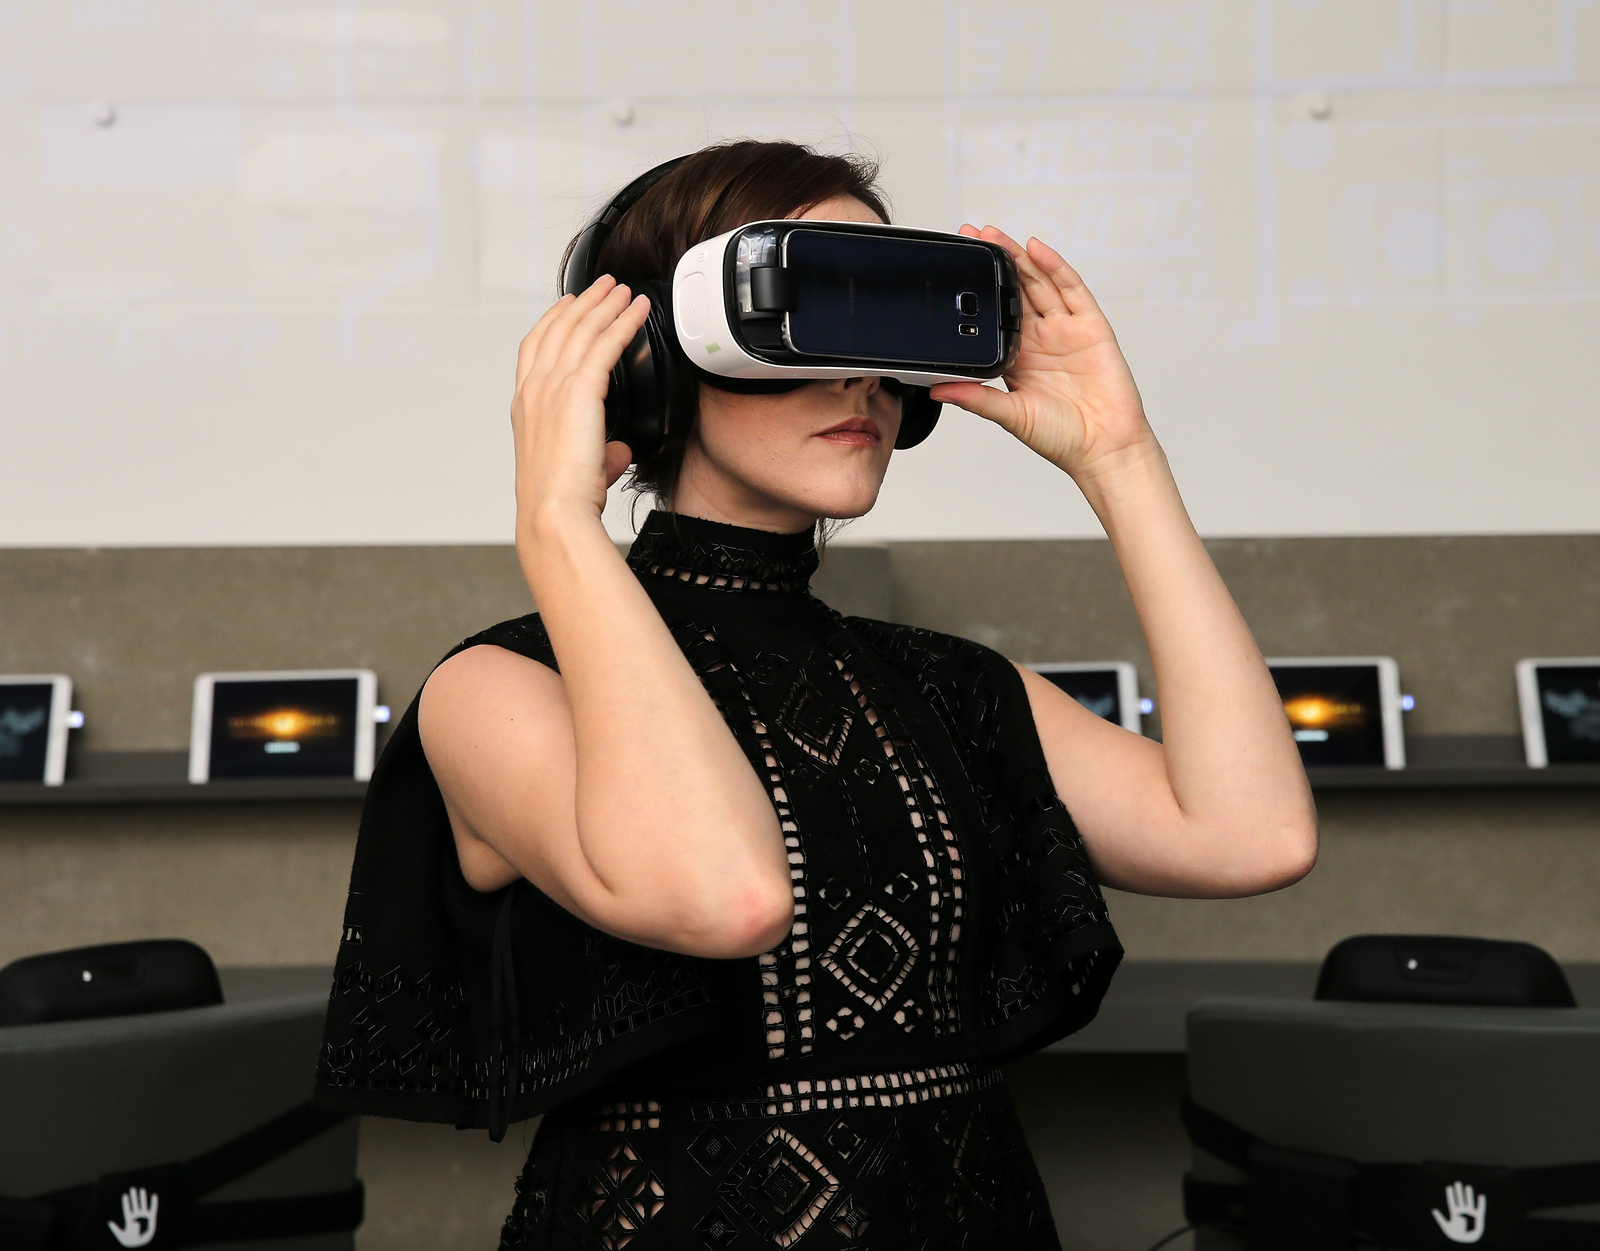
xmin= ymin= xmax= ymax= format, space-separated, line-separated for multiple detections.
xmin=782 ymin=229 xmax=1005 ymax=368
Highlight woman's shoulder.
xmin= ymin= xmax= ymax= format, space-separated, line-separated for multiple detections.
xmin=421 ymin=613 xmax=562 ymax=737
xmin=448 ymin=611 xmax=557 ymax=668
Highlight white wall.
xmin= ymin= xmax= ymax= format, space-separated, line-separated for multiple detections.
xmin=1 ymin=0 xmax=1597 ymax=546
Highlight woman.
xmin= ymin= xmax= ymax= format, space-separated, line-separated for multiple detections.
xmin=316 ymin=140 xmax=1316 ymax=1249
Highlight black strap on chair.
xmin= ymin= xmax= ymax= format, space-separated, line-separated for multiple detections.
xmin=1183 ymin=1099 xmax=1600 ymax=1250
xmin=0 ymin=1101 xmax=362 ymax=1250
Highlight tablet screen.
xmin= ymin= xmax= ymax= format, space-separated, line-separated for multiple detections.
xmin=1269 ymin=664 xmax=1387 ymax=767
xmin=207 ymin=676 xmax=361 ymax=778
xmin=0 ymin=683 xmax=56 ymax=783
xmin=1532 ymin=665 xmax=1600 ymax=764
xmin=1040 ymin=668 xmax=1124 ymax=726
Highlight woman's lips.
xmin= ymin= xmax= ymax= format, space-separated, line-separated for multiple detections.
xmin=815 ymin=417 xmax=881 ymax=447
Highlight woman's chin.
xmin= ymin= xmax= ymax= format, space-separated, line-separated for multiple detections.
xmin=800 ymin=483 xmax=883 ymax=523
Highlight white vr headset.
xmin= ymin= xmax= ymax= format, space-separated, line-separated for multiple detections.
xmin=563 ymin=158 xmax=1024 ymax=458
xmin=673 ymin=219 xmax=1023 ymax=388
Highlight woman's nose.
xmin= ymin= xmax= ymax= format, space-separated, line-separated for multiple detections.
xmin=832 ymin=376 xmax=882 ymax=396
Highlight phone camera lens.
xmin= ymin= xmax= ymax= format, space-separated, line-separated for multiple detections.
xmin=957 ymin=291 xmax=979 ymax=316
xmin=957 ymin=324 xmax=978 ymax=336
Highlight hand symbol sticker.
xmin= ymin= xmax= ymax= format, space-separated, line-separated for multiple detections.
xmin=106 ymin=1185 xmax=159 ymax=1248
xmin=1431 ymin=1180 xmax=1487 ymax=1244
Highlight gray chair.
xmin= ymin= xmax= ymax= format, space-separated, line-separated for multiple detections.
xmin=1184 ymin=996 xmax=1600 ymax=1249
xmin=0 ymin=989 xmax=359 ymax=1250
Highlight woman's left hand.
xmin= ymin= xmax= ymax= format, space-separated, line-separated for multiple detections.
xmin=927 ymin=226 xmax=1154 ymax=484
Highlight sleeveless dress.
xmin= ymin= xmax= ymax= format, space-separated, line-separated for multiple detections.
xmin=314 ymin=512 xmax=1122 ymax=1250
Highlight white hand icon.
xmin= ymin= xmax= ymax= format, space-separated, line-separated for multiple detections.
xmin=106 ymin=1186 xmax=159 ymax=1248
xmin=1431 ymin=1180 xmax=1487 ymax=1244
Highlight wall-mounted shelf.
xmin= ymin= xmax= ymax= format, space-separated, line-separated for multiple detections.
xmin=0 ymin=751 xmax=367 ymax=806
xmin=4 ymin=737 xmax=1598 ymax=808
xmin=1307 ymin=735 xmax=1600 ymax=790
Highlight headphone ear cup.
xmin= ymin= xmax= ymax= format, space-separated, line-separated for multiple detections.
xmin=604 ymin=322 xmax=663 ymax=460
xmin=604 ymin=282 xmax=684 ymax=463
xmin=894 ymin=387 xmax=943 ymax=450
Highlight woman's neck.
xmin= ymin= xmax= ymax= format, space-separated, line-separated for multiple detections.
xmin=669 ymin=460 xmax=820 ymax=535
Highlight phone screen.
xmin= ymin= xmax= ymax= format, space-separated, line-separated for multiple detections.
xmin=783 ymin=230 xmax=1002 ymax=367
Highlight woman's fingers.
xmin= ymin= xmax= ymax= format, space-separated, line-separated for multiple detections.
xmin=603 ymin=440 xmax=634 ymax=486
xmin=980 ymin=224 xmax=1069 ymax=319
xmin=1025 ymin=236 xmax=1103 ymax=318
xmin=556 ymin=284 xmax=642 ymax=377
xmin=928 ymin=380 xmax=1017 ymax=426
xmin=533 ymin=275 xmax=622 ymax=376
xmin=576 ymin=293 xmax=651 ymax=383
xmin=516 ymin=293 xmax=576 ymax=389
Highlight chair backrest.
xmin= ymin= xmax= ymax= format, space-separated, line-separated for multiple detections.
xmin=1315 ymin=934 xmax=1575 ymax=1008
xmin=1189 ymin=996 xmax=1600 ymax=1167
xmin=0 ymin=990 xmax=356 ymax=1251
xmin=1186 ymin=996 xmax=1600 ymax=1249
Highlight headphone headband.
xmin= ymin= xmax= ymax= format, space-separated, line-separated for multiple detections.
xmin=561 ymin=156 xmax=689 ymax=297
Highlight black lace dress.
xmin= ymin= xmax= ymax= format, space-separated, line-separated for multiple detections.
xmin=315 ymin=512 xmax=1121 ymax=1251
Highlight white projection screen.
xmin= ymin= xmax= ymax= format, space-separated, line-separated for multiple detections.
xmin=1 ymin=1 xmax=1597 ymax=546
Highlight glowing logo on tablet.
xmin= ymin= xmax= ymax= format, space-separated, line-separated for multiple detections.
xmin=0 ymin=706 xmax=46 ymax=757
xmin=1282 ymin=696 xmax=1367 ymax=742
xmin=226 ymin=707 xmax=341 ymax=748
xmin=1543 ymin=689 xmax=1600 ymax=742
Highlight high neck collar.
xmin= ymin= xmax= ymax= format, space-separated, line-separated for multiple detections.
xmin=626 ymin=510 xmax=819 ymax=593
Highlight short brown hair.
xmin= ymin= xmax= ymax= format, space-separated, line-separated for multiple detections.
xmin=561 ymin=139 xmax=891 ymax=503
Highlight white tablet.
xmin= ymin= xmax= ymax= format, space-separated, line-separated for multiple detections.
xmin=0 ymin=674 xmax=74 ymax=785
xmin=1266 ymin=657 xmax=1405 ymax=769
xmin=190 ymin=669 xmax=379 ymax=783
xmin=1027 ymin=662 xmax=1143 ymax=733
xmin=1516 ymin=658 xmax=1600 ymax=767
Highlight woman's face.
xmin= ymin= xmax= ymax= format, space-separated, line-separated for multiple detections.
xmin=671 ymin=195 xmax=904 ymax=533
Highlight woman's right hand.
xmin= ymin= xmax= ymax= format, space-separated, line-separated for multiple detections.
xmin=510 ymin=276 xmax=652 ymax=530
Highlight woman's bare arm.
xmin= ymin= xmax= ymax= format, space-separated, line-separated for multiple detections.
xmin=418 ymin=277 xmax=793 ymax=959
xmin=932 ymin=231 xmax=1316 ymax=899
xmin=1014 ymin=444 xmax=1317 ymax=897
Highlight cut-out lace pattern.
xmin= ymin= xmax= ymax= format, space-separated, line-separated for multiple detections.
xmin=680 ymin=624 xmax=815 ymax=1062
xmin=593 ymin=1100 xmax=662 ymax=1132
xmin=581 ymin=1139 xmax=666 ymax=1250
xmin=688 ymin=1062 xmax=1002 ymax=1120
xmin=499 ymin=1064 xmax=1055 ymax=1250
xmin=626 ymin=514 xmax=819 ymax=594
xmin=834 ymin=657 xmax=965 ymax=1036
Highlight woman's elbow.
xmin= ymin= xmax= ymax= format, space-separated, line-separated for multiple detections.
xmin=620 ymin=870 xmax=795 ymax=960
xmin=1266 ymin=829 xmax=1319 ymax=891
xmin=712 ymin=879 xmax=797 ymax=958
xmin=1240 ymin=814 xmax=1320 ymax=895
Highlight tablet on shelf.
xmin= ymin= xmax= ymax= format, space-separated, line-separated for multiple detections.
xmin=189 ymin=669 xmax=379 ymax=783
xmin=1266 ymin=657 xmax=1405 ymax=769
xmin=1027 ymin=661 xmax=1143 ymax=733
xmin=0 ymin=674 xmax=73 ymax=785
xmin=1517 ymin=658 xmax=1600 ymax=767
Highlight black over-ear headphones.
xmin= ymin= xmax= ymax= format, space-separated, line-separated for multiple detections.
xmin=561 ymin=156 xmax=944 ymax=461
